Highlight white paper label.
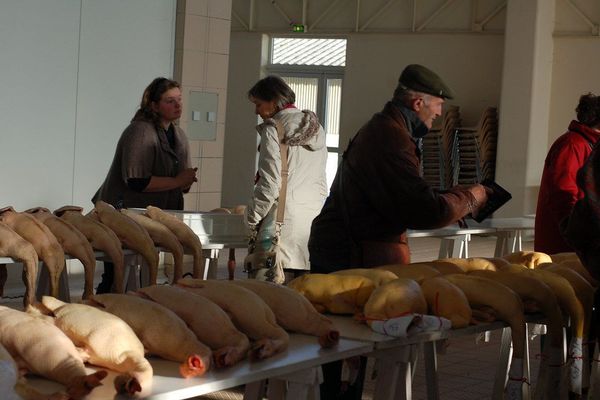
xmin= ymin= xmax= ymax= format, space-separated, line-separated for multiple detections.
xmin=370 ymin=314 xmax=451 ymax=337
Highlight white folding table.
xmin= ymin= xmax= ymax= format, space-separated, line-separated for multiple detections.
xmin=328 ymin=314 xmax=545 ymax=400
xmin=26 ymin=333 xmax=373 ymax=400
xmin=407 ymin=216 xmax=536 ymax=259
xmin=467 ymin=217 xmax=535 ymax=256
xmin=407 ymin=225 xmax=496 ymax=259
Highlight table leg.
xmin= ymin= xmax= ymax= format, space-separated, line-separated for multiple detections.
xmin=373 ymin=357 xmax=400 ymax=400
xmin=493 ymin=232 xmax=513 ymax=257
xmin=267 ymin=379 xmax=287 ymax=400
xmin=439 ymin=235 xmax=468 ymax=259
xmin=228 ymin=248 xmax=236 ymax=280
xmin=523 ymin=324 xmax=531 ymax=400
xmin=492 ymin=327 xmax=513 ymax=400
xmin=36 ymin=260 xmax=70 ymax=302
xmin=464 ymin=234 xmax=471 ymax=258
xmin=118 ymin=253 xmax=139 ymax=292
xmin=139 ymin=257 xmax=150 ymax=287
xmin=244 ymin=380 xmax=266 ymax=400
xmin=202 ymin=249 xmax=220 ymax=279
xmin=394 ymin=360 xmax=413 ymax=400
xmin=589 ymin=341 xmax=600 ymax=399
xmin=268 ymin=367 xmax=322 ymax=400
xmin=371 ymin=345 xmax=417 ymax=400
xmin=424 ymin=341 xmax=440 ymax=400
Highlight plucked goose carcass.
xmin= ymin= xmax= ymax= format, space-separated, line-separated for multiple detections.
xmin=144 ymin=206 xmax=204 ymax=279
xmin=0 ymin=340 xmax=72 ymax=400
xmin=287 ymin=273 xmax=376 ymax=315
xmin=88 ymin=293 xmax=211 ymax=377
xmin=0 ymin=222 xmax=38 ymax=307
xmin=230 ymin=279 xmax=339 ymax=347
xmin=137 ymin=285 xmax=250 ymax=368
xmin=0 ymin=305 xmax=106 ymax=399
xmin=120 ymin=209 xmax=184 ymax=283
xmin=89 ymin=201 xmax=158 ymax=286
xmin=0 ymin=207 xmax=64 ymax=299
xmin=54 ymin=205 xmax=125 ymax=293
xmin=25 ymin=207 xmax=96 ymax=299
xmin=40 ymin=296 xmax=152 ymax=397
xmin=177 ymin=278 xmax=289 ymax=360
xmin=444 ymin=274 xmax=527 ymax=400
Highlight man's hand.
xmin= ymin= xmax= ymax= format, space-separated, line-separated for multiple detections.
xmin=467 ymin=183 xmax=490 ymax=218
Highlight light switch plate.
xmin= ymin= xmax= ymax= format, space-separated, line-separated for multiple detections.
xmin=187 ymin=91 xmax=218 ymax=140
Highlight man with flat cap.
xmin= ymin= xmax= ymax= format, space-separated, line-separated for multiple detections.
xmin=308 ymin=64 xmax=491 ymax=398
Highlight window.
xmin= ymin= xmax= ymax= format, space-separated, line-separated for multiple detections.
xmin=272 ymin=37 xmax=346 ymax=66
xmin=269 ymin=37 xmax=347 ymax=191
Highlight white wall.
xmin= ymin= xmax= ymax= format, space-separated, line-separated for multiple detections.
xmin=0 ymin=1 xmax=80 ymax=211
xmin=549 ymin=37 xmax=600 ymax=144
xmin=0 ymin=0 xmax=175 ymax=212
xmin=73 ymin=0 xmax=176 ymax=209
xmin=221 ymin=32 xmax=268 ymax=208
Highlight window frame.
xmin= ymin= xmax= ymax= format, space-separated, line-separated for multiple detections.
xmin=266 ymin=64 xmax=344 ymax=155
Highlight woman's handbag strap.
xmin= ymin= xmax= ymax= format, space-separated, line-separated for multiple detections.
xmin=274 ymin=120 xmax=289 ymax=225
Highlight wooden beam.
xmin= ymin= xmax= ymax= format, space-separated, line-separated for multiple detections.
xmin=416 ymin=0 xmax=457 ymax=32
xmin=232 ymin=10 xmax=249 ymax=31
xmin=312 ymin=0 xmax=344 ymax=30
xmin=360 ymin=0 xmax=397 ymax=31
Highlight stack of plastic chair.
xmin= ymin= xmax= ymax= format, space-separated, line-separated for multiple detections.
xmin=477 ymin=107 xmax=499 ymax=181
xmin=455 ymin=107 xmax=498 ymax=184
xmin=422 ymin=106 xmax=461 ymax=189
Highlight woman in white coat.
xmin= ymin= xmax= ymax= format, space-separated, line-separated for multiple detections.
xmin=246 ymin=75 xmax=328 ymax=283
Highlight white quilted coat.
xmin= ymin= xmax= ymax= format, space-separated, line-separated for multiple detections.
xmin=247 ymin=107 xmax=328 ymax=270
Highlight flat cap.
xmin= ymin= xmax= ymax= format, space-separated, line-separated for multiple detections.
xmin=398 ymin=64 xmax=454 ymax=100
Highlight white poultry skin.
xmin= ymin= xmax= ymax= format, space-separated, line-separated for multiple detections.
xmin=0 ymin=341 xmax=70 ymax=400
xmin=88 ymin=293 xmax=211 ymax=378
xmin=0 ymin=221 xmax=38 ymax=307
xmin=176 ymin=278 xmax=289 ymax=360
xmin=54 ymin=205 xmax=126 ymax=293
xmin=0 ymin=207 xmax=64 ymax=299
xmin=40 ymin=296 xmax=152 ymax=397
xmin=229 ymin=279 xmax=340 ymax=348
xmin=137 ymin=285 xmax=251 ymax=368
xmin=0 ymin=340 xmax=21 ymax=400
xmin=0 ymin=306 xmax=107 ymax=399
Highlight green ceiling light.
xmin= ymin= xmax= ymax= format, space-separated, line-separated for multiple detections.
xmin=292 ymin=24 xmax=305 ymax=33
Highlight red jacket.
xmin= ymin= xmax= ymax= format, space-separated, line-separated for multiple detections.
xmin=534 ymin=120 xmax=600 ymax=254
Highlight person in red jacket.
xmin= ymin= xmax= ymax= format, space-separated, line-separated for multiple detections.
xmin=535 ymin=93 xmax=600 ymax=255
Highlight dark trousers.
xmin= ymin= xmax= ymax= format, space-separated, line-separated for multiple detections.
xmin=320 ymin=357 xmax=368 ymax=399
xmin=96 ymin=262 xmax=114 ymax=294
xmin=283 ymin=268 xmax=308 ymax=283
xmin=310 ymin=262 xmax=368 ymax=399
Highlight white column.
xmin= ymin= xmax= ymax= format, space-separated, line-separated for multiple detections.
xmin=495 ymin=0 xmax=555 ymax=217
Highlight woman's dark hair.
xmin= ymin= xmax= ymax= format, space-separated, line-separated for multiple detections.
xmin=248 ymin=75 xmax=295 ymax=109
xmin=576 ymin=93 xmax=600 ymax=128
xmin=133 ymin=77 xmax=181 ymax=124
